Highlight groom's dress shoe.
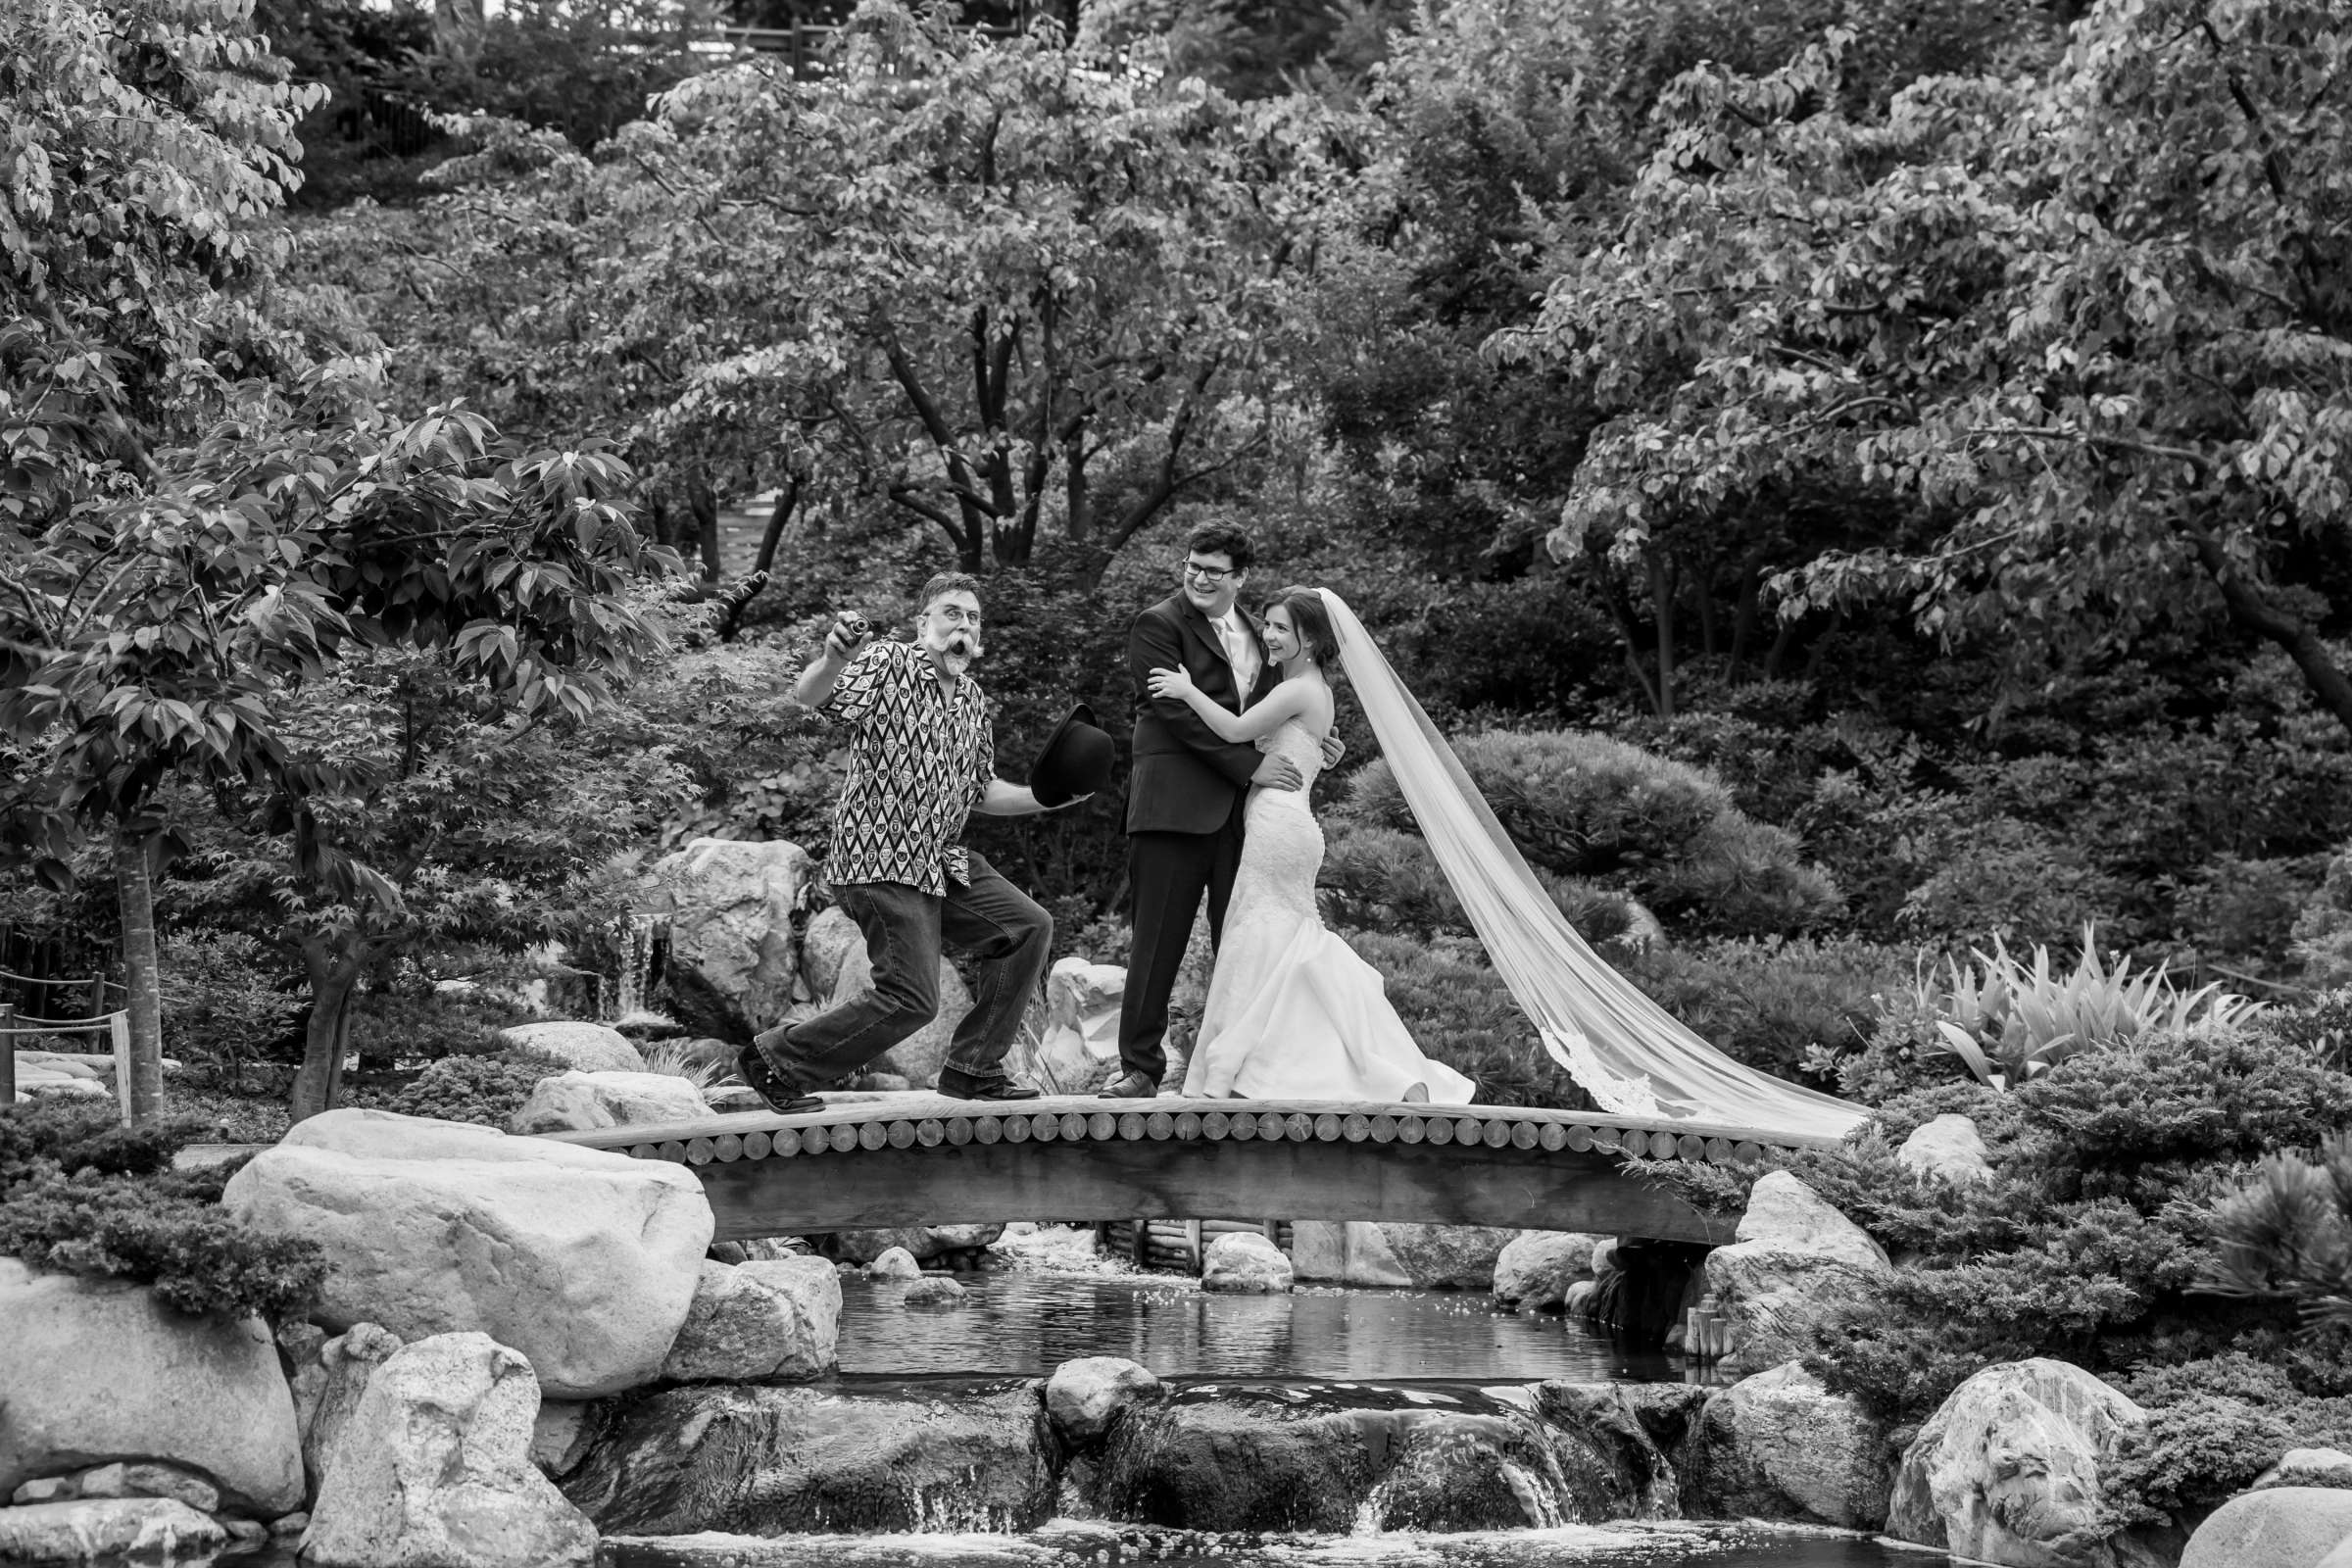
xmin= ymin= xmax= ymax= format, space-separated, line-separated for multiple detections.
xmin=1101 ymin=1071 xmax=1158 ymax=1099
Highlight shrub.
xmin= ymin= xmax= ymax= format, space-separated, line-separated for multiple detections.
xmin=1320 ymin=822 xmax=1638 ymax=947
xmin=2166 ymin=854 xmax=2329 ymax=976
xmin=0 ymin=1099 xmax=324 ymax=1323
xmin=1341 ymin=728 xmax=1840 ymax=934
xmin=1896 ymin=817 xmax=2136 ymax=952
xmin=346 ymin=987 xmax=532 ymax=1067
xmin=2294 ymin=846 xmax=2352 ymax=989
xmin=159 ymin=932 xmax=306 ymax=1083
xmin=2197 ymin=1132 xmax=2352 ymax=1337
xmin=384 ymin=1046 xmax=566 ymax=1127
xmin=1618 ymin=935 xmax=1907 ymax=1083
xmin=1641 ymin=1026 xmax=2352 ymax=1423
xmin=2258 ymin=987 xmax=2352 ymax=1073
xmin=2108 ymin=1356 xmax=2352 ymax=1522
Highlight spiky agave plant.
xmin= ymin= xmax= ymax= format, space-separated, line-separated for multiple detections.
xmin=2197 ymin=1132 xmax=2352 ymax=1335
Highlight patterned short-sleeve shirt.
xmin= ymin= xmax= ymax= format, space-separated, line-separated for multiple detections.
xmin=818 ymin=639 xmax=994 ymax=895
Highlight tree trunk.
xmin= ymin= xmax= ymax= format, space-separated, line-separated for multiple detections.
xmin=112 ymin=831 xmax=165 ymax=1124
xmin=289 ymin=942 xmax=362 ymax=1123
xmin=686 ymin=472 xmax=723 ymax=583
xmin=2191 ymin=531 xmax=2352 ymax=741
xmin=1649 ymin=553 xmax=1678 ymax=720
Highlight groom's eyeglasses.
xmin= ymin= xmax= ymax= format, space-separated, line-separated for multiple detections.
xmin=1183 ymin=561 xmax=1238 ymax=583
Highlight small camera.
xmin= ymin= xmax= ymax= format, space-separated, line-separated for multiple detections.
xmin=836 ymin=611 xmax=870 ymax=644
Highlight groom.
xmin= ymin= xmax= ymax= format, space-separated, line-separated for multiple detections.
xmin=1105 ymin=523 xmax=1335 ymax=1098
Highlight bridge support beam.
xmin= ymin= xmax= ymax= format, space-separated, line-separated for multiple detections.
xmin=696 ymin=1131 xmax=1734 ymax=1244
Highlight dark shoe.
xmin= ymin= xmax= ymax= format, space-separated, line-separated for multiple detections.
xmin=1100 ymin=1070 xmax=1158 ymax=1100
xmin=736 ymin=1047 xmax=824 ymax=1116
xmin=937 ymin=1075 xmax=1044 ymax=1102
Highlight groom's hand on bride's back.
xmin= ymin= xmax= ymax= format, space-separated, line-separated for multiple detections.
xmin=1319 ymin=733 xmax=1345 ymax=768
xmin=1252 ymin=754 xmax=1304 ymax=792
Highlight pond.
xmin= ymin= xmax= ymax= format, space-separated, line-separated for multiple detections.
xmin=836 ymin=1270 xmax=1699 ymax=1383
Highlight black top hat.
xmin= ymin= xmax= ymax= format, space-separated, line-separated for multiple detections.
xmin=1030 ymin=703 xmax=1115 ymax=808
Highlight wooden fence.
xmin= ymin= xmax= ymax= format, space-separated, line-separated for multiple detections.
xmin=0 ymin=967 xmax=135 ymax=1124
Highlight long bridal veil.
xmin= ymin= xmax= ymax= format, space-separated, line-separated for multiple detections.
xmin=1316 ymin=590 xmax=1867 ymax=1145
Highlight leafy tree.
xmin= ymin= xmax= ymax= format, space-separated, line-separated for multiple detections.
xmin=4 ymin=365 xmax=671 ymax=1118
xmin=301 ymin=0 xmax=1347 ymax=583
xmin=1500 ymin=0 xmax=2352 ymax=734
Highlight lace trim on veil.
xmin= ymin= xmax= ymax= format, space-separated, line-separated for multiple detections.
xmin=1543 ymin=1027 xmax=1667 ymax=1121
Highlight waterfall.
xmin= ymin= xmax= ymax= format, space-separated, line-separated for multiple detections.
xmin=613 ymin=912 xmax=662 ymax=1022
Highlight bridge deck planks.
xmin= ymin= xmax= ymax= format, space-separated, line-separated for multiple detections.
xmin=542 ymin=1094 xmax=1831 ymax=1245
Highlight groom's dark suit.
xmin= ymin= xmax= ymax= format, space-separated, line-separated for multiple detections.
xmin=1118 ymin=593 xmax=1278 ymax=1086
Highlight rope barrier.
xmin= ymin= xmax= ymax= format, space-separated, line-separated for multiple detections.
xmin=0 ymin=967 xmax=122 ymax=992
xmin=0 ymin=1011 xmax=126 ymax=1029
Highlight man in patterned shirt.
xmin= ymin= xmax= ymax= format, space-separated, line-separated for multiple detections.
xmin=740 ymin=572 xmax=1084 ymax=1112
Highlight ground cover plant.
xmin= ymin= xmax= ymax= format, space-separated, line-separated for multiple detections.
xmin=0 ymin=1099 xmax=323 ymax=1323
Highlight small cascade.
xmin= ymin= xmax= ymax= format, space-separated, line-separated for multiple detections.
xmin=1092 ymin=1381 xmax=1674 ymax=1534
xmin=610 ymin=911 xmax=665 ymax=1024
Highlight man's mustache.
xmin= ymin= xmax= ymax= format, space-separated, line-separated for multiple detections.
xmin=942 ymin=633 xmax=982 ymax=659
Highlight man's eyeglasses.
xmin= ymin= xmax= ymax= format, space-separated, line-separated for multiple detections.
xmin=1183 ymin=561 xmax=1238 ymax=584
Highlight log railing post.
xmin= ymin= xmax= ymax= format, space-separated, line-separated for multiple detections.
xmin=1 ymin=1003 xmax=15 ymax=1107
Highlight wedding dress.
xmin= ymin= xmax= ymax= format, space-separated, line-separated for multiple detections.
xmin=1182 ymin=714 xmax=1478 ymax=1103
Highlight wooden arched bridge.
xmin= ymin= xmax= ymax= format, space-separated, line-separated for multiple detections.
xmin=545 ymin=1094 xmax=1838 ymax=1245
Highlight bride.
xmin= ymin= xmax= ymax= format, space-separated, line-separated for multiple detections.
xmin=1148 ymin=586 xmax=1866 ymax=1143
xmin=1148 ymin=586 xmax=1477 ymax=1103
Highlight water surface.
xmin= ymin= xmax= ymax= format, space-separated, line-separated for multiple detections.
xmin=838 ymin=1271 xmax=1698 ymax=1383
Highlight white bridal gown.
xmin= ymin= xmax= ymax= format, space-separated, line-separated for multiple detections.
xmin=1182 ymin=716 xmax=1478 ymax=1104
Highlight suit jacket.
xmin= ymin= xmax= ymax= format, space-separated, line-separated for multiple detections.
xmin=1124 ymin=593 xmax=1279 ymax=835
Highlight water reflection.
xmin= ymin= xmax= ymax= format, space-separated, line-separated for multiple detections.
xmin=838 ymin=1271 xmax=1703 ymax=1383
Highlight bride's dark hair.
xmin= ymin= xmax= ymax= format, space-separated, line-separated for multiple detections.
xmin=1274 ymin=586 xmax=1342 ymax=669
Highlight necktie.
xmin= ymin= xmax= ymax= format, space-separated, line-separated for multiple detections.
xmin=1219 ymin=613 xmax=1258 ymax=696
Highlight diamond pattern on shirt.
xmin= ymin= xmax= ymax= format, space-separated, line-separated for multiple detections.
xmin=818 ymin=640 xmax=994 ymax=895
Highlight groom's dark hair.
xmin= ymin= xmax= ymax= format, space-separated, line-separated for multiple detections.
xmin=1184 ymin=521 xmax=1253 ymax=571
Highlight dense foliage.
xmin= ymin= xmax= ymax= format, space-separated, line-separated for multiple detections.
xmin=0 ymin=1099 xmax=323 ymax=1322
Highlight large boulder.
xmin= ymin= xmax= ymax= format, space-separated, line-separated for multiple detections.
xmin=495 ymin=1021 xmax=645 ymax=1074
xmin=1493 ymin=1231 xmax=1607 ymax=1312
xmin=644 ymin=838 xmax=815 ymax=1041
xmin=658 ymin=1258 xmax=841 ymax=1383
xmin=0 ymin=1499 xmax=225 ymax=1561
xmin=1201 ymin=1231 xmax=1293 ymax=1294
xmin=506 ymin=1070 xmax=709 ymax=1135
xmin=221 ymin=1108 xmax=713 ymax=1398
xmin=1897 ymin=1113 xmax=1992 ymax=1185
xmin=2183 ymin=1488 xmax=2352 ymax=1568
xmin=302 ymin=1323 xmax=404 ymax=1490
xmin=1013 ymin=957 xmax=1126 ymax=1098
xmin=303 ymin=1333 xmax=597 ymax=1568
xmin=1682 ymin=1361 xmax=1889 ymax=1529
xmin=1704 ymin=1172 xmax=1888 ymax=1370
xmin=1888 ymin=1358 xmax=2175 ymax=1567
xmin=0 ymin=1258 xmax=302 ymax=1516
xmin=1046 ymin=1358 xmax=1161 ymax=1446
xmin=564 ymin=1383 xmax=1057 ymax=1535
xmin=1289 ymin=1223 xmax=1517 ymax=1290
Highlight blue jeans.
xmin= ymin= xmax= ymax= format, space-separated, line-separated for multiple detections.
xmin=756 ymin=852 xmax=1052 ymax=1091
